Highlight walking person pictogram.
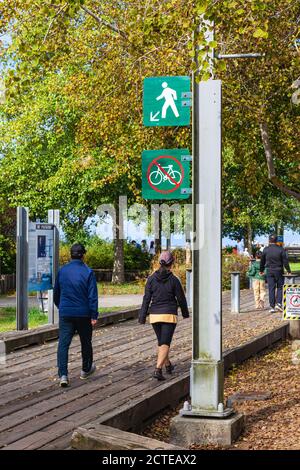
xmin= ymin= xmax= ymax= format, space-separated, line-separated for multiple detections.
xmin=156 ymin=82 xmax=179 ymax=119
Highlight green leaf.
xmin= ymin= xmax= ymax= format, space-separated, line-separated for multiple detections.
xmin=253 ymin=28 xmax=269 ymax=39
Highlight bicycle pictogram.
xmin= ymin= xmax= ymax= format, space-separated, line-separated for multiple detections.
xmin=149 ymin=164 xmax=181 ymax=186
xmin=147 ymin=155 xmax=184 ymax=194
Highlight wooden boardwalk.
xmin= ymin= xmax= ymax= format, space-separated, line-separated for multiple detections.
xmin=0 ymin=290 xmax=285 ymax=450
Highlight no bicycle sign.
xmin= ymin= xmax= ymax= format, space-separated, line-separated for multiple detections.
xmin=142 ymin=149 xmax=190 ymax=200
xmin=283 ymin=285 xmax=300 ymax=320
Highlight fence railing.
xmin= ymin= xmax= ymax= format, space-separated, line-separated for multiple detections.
xmin=0 ymin=274 xmax=16 ymax=295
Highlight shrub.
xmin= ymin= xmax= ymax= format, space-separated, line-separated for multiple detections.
xmin=59 ymin=243 xmax=71 ymax=266
xmin=124 ymin=243 xmax=151 ymax=271
xmin=223 ymin=246 xmax=234 ymax=254
xmin=85 ymin=240 xmax=114 ymax=269
xmin=59 ymin=238 xmax=151 ymax=271
xmin=222 ymin=253 xmax=251 ymax=290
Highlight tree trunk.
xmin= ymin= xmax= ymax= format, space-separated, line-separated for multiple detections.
xmin=155 ymin=210 xmax=162 ymax=254
xmin=112 ymin=200 xmax=125 ymax=284
xmin=245 ymin=223 xmax=253 ymax=256
xmin=260 ymin=121 xmax=300 ymax=201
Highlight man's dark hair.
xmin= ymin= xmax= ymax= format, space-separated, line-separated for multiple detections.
xmin=269 ymin=234 xmax=278 ymax=243
xmin=70 ymin=243 xmax=86 ymax=259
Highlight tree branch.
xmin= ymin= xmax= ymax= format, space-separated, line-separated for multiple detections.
xmin=260 ymin=121 xmax=300 ymax=201
xmin=43 ymin=3 xmax=68 ymax=44
xmin=81 ymin=5 xmax=128 ymax=41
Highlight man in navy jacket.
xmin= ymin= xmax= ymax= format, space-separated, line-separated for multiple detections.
xmin=54 ymin=243 xmax=98 ymax=387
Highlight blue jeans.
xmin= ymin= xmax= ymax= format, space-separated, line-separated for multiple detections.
xmin=267 ymin=272 xmax=284 ymax=308
xmin=57 ymin=316 xmax=93 ymax=377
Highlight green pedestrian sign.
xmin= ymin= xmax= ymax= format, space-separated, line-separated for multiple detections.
xmin=142 ymin=149 xmax=191 ymax=200
xmin=143 ymin=76 xmax=191 ymax=127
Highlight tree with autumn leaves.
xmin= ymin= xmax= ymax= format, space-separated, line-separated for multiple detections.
xmin=0 ymin=0 xmax=299 ymax=278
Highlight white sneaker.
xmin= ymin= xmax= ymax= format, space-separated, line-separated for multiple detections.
xmin=275 ymin=304 xmax=283 ymax=312
xmin=269 ymin=308 xmax=276 ymax=313
xmin=59 ymin=375 xmax=69 ymax=388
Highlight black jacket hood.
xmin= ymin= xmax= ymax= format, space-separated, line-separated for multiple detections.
xmin=154 ymin=269 xmax=173 ymax=283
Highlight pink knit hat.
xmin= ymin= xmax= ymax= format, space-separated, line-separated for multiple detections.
xmin=159 ymin=251 xmax=174 ymax=265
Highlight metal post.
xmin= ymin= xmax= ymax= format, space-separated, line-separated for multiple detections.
xmin=166 ymin=238 xmax=171 ymax=250
xmin=231 ymin=272 xmax=240 ymax=314
xmin=47 ymin=210 xmax=60 ymax=324
xmin=182 ymin=78 xmax=231 ymax=418
xmin=16 ymin=207 xmax=29 ymax=330
xmin=186 ymin=268 xmax=192 ymax=308
xmin=284 ymin=274 xmax=296 ymax=285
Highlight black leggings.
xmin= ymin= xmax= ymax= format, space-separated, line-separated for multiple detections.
xmin=152 ymin=322 xmax=176 ymax=347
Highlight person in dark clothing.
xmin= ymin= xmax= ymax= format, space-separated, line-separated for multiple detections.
xmin=54 ymin=243 xmax=98 ymax=387
xmin=139 ymin=251 xmax=189 ymax=381
xmin=260 ymin=234 xmax=291 ymax=313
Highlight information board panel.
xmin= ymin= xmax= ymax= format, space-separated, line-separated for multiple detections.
xmin=28 ymin=222 xmax=54 ymax=292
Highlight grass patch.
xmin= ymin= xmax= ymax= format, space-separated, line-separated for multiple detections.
xmin=98 ymin=281 xmax=145 ymax=296
xmin=0 ymin=307 xmax=48 ymax=332
xmin=290 ymin=262 xmax=300 ymax=272
xmin=0 ymin=306 xmax=138 ymax=333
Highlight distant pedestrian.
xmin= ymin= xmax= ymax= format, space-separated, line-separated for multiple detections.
xmin=141 ymin=239 xmax=148 ymax=253
xmin=54 ymin=243 xmax=98 ymax=387
xmin=260 ymin=244 xmax=265 ymax=253
xmin=260 ymin=234 xmax=291 ymax=313
xmin=247 ymin=252 xmax=266 ymax=310
xmin=139 ymin=251 xmax=189 ymax=381
xmin=254 ymin=243 xmax=261 ymax=255
xmin=242 ymin=247 xmax=251 ymax=258
xmin=149 ymin=241 xmax=156 ymax=256
xmin=236 ymin=239 xmax=244 ymax=254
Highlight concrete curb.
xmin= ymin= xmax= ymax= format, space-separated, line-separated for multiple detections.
xmin=94 ymin=323 xmax=289 ymax=433
xmin=0 ymin=308 xmax=140 ymax=354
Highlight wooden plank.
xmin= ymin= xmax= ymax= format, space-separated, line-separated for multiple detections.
xmin=0 ymin=353 xmax=190 ymax=448
xmin=0 ymin=320 xmax=191 ymax=394
xmin=0 ymin=289 xmax=252 ymax=356
xmin=0 ymin=308 xmax=141 ymax=353
xmin=0 ymin=321 xmax=164 ymax=382
xmin=0 ymin=331 xmax=189 ymax=415
xmin=0 ymin=290 xmax=287 ymax=451
xmin=71 ymin=424 xmax=183 ymax=450
xmin=8 ymin=321 xmax=286 ymax=451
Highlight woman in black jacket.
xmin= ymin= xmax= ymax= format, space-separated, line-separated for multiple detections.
xmin=139 ymin=251 xmax=189 ymax=380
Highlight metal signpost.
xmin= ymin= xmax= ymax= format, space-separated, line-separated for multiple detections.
xmin=16 ymin=207 xmax=29 ymax=330
xmin=142 ymin=149 xmax=191 ymax=200
xmin=143 ymin=76 xmax=191 ymax=127
xmin=47 ymin=210 xmax=60 ymax=324
xmin=16 ymin=208 xmax=60 ymax=329
xmin=182 ymin=79 xmax=231 ymax=417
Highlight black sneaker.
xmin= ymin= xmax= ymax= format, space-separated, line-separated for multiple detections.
xmin=165 ymin=362 xmax=175 ymax=374
xmin=153 ymin=368 xmax=166 ymax=381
